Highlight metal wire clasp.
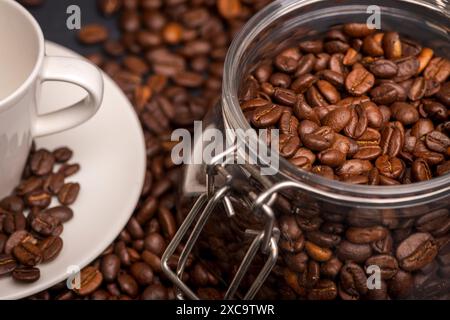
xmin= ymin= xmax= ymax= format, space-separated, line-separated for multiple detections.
xmin=161 ymin=146 xmax=280 ymax=300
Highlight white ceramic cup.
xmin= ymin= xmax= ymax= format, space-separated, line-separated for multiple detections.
xmin=0 ymin=0 xmax=104 ymax=198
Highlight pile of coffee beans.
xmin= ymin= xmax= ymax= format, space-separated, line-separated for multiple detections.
xmin=0 ymin=146 xmax=79 ymax=283
xmin=20 ymin=0 xmax=272 ymax=300
xmin=240 ymin=23 xmax=450 ymax=184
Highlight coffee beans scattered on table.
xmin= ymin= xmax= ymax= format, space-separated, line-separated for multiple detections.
xmin=0 ymin=146 xmax=79 ymax=283
xmin=240 ymin=23 xmax=450 ymax=184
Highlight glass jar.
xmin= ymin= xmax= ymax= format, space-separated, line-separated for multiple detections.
xmin=162 ymin=0 xmax=450 ymax=300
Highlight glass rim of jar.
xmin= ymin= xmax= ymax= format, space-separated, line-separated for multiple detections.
xmin=221 ymin=0 xmax=450 ymax=200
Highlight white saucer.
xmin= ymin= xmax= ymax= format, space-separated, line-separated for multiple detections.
xmin=0 ymin=42 xmax=146 ymax=299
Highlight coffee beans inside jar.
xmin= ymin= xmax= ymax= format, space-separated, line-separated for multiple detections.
xmin=0 ymin=146 xmax=79 ymax=283
xmin=240 ymin=23 xmax=450 ymax=184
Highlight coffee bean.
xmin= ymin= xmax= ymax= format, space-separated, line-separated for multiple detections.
xmin=73 ymin=267 xmax=103 ymax=296
xmin=391 ymin=102 xmax=419 ymax=125
xmin=383 ymin=32 xmax=402 ymax=59
xmin=78 ymin=24 xmax=109 ymax=44
xmin=305 ymin=241 xmax=332 ymax=262
xmin=339 ymin=262 xmax=368 ymax=299
xmin=308 ymin=279 xmax=338 ymax=300
xmin=396 ymin=233 xmax=438 ymax=271
xmin=424 ymin=57 xmax=450 ymax=83
xmin=31 ymin=213 xmax=60 ymax=236
xmin=130 ymin=262 xmax=154 ymax=286
xmin=365 ymin=255 xmax=399 ymax=280
xmin=303 ymin=126 xmax=335 ymax=152
xmin=43 ymin=206 xmax=73 ymax=223
xmin=345 ymin=68 xmax=375 ymax=96
xmin=337 ymin=241 xmax=372 ymax=263
xmin=0 ymin=254 xmax=17 ymax=275
xmin=425 ymin=130 xmax=450 ymax=153
xmin=251 ymin=104 xmax=282 ymax=128
xmin=117 ymin=272 xmax=139 ymax=298
xmin=343 ymin=23 xmax=374 ymax=38
xmin=346 ymin=226 xmax=388 ymax=244
xmin=388 ymin=270 xmax=414 ymax=298
xmin=369 ymin=59 xmax=398 ymax=78
xmin=30 ymin=149 xmax=55 ymax=176
xmin=380 ymin=122 xmax=405 ymax=157
xmin=52 ymin=147 xmax=73 ymax=163
xmin=38 ymin=236 xmax=63 ymax=262
xmin=320 ymin=257 xmax=343 ymax=279
xmin=58 ymin=183 xmax=80 ymax=205
xmin=25 ymin=190 xmax=51 ymax=209
xmin=411 ymin=158 xmax=432 ymax=182
xmin=13 ymin=242 xmax=42 ymax=267
xmin=58 ymin=163 xmax=80 ymax=177
xmin=12 ymin=266 xmax=40 ymax=283
xmin=141 ymin=283 xmax=168 ymax=300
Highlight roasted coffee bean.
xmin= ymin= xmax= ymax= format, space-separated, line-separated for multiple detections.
xmin=308 ymin=279 xmax=338 ymax=300
xmin=58 ymin=163 xmax=80 ymax=177
xmin=78 ymin=24 xmax=109 ymax=44
xmin=141 ymin=283 xmax=168 ymax=300
xmin=25 ymin=190 xmax=51 ymax=209
xmin=42 ymin=206 xmax=73 ymax=223
xmin=31 ymin=213 xmax=59 ymax=236
xmin=425 ymin=130 xmax=450 ymax=153
xmin=337 ymin=241 xmax=372 ymax=263
xmin=380 ymin=122 xmax=404 ymax=157
xmin=251 ymin=104 xmax=282 ymax=128
xmin=117 ymin=272 xmax=139 ymax=298
xmin=58 ymin=183 xmax=80 ymax=205
xmin=320 ymin=257 xmax=343 ymax=278
xmin=388 ymin=270 xmax=414 ymax=298
xmin=346 ymin=226 xmax=388 ymax=244
xmin=305 ymin=241 xmax=332 ymax=262
xmin=345 ymin=68 xmax=375 ymax=96
xmin=38 ymin=236 xmax=63 ymax=262
xmin=372 ymin=233 xmax=394 ymax=254
xmin=411 ymin=158 xmax=432 ymax=182
xmin=144 ymin=233 xmax=166 ymax=256
xmin=303 ymin=126 xmax=335 ymax=151
xmin=336 ymin=159 xmax=372 ymax=177
xmin=317 ymin=149 xmax=346 ymax=167
xmin=391 ymin=102 xmax=419 ymax=125
xmin=13 ymin=242 xmax=42 ymax=267
xmin=52 ymin=147 xmax=73 ymax=163
xmin=375 ymin=155 xmax=405 ymax=179
xmin=12 ymin=267 xmax=40 ymax=283
xmin=424 ymin=57 xmax=450 ymax=83
xmin=344 ymin=105 xmax=368 ymax=139
xmin=394 ymin=57 xmax=420 ymax=82
xmin=130 ymin=262 xmax=154 ymax=286
xmin=296 ymin=54 xmax=316 ymax=76
xmin=343 ymin=23 xmax=374 ymax=38
xmin=365 ymin=255 xmax=399 ymax=280
xmin=73 ymin=267 xmax=103 ymax=296
xmin=0 ymin=254 xmax=17 ymax=275
xmin=396 ymin=233 xmax=438 ymax=271
xmin=0 ymin=196 xmax=24 ymax=213
xmin=383 ymin=32 xmax=402 ymax=59
xmin=369 ymin=59 xmax=398 ymax=78
xmin=321 ymin=107 xmax=351 ymax=133
xmin=339 ymin=262 xmax=368 ymax=299
xmin=30 ymin=149 xmax=54 ymax=176
xmin=273 ymin=87 xmax=297 ymax=106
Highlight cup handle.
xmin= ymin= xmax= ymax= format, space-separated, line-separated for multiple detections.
xmin=33 ymin=56 xmax=104 ymax=137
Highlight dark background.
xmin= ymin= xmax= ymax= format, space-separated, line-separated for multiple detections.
xmin=25 ymin=0 xmax=120 ymax=55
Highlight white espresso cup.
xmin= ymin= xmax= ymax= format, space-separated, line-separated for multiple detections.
xmin=0 ymin=0 xmax=104 ymax=198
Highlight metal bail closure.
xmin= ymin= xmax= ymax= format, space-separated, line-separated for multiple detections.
xmin=161 ymin=164 xmax=280 ymax=299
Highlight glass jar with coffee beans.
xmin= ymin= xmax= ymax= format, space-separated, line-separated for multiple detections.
xmin=164 ymin=0 xmax=450 ymax=300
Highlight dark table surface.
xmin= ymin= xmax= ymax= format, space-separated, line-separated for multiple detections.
xmin=26 ymin=0 xmax=119 ymax=56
